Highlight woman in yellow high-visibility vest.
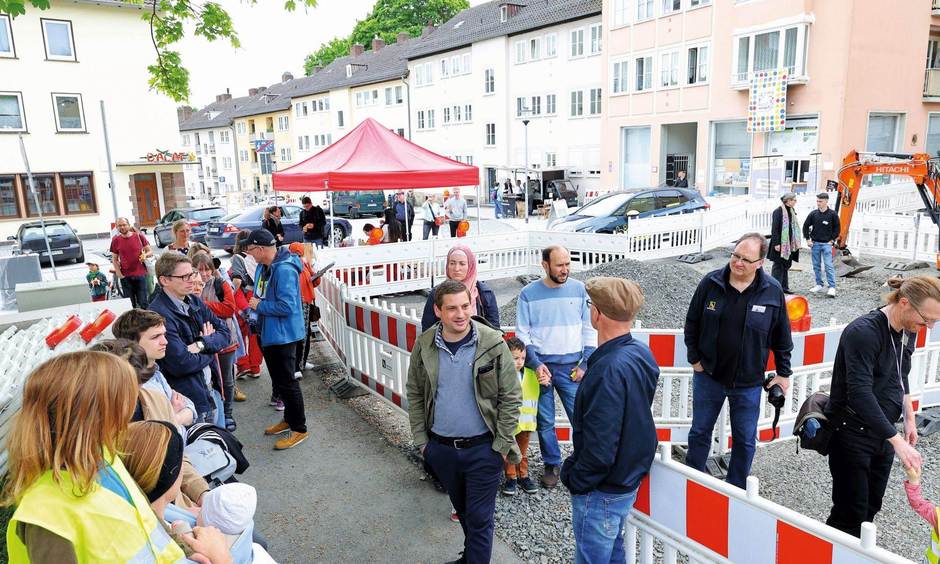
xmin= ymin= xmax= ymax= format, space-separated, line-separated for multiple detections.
xmin=2 ymin=351 xmax=231 ymax=563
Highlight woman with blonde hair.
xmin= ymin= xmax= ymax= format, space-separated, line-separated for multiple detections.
xmin=3 ymin=351 xmax=228 ymax=562
xmin=169 ymin=219 xmax=195 ymax=254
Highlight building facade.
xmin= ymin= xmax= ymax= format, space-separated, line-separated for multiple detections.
xmin=601 ymin=0 xmax=940 ymax=196
xmin=0 ymin=0 xmax=185 ymax=236
xmin=179 ymin=93 xmax=246 ymax=209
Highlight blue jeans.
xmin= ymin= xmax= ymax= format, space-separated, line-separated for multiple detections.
xmin=811 ymin=242 xmax=836 ymax=288
xmin=120 ymin=275 xmax=149 ymax=309
xmin=572 ymin=488 xmax=638 ymax=564
xmin=685 ymin=371 xmax=762 ymax=489
xmin=536 ymin=362 xmax=579 ymax=466
xmin=494 ymin=200 xmax=503 ymax=218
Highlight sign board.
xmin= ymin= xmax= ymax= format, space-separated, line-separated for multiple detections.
xmin=219 ymin=176 xmax=226 ymax=183
xmin=826 ymin=179 xmax=839 ymax=191
xmin=747 ymin=69 xmax=788 ymax=133
xmin=141 ymin=150 xmax=197 ymax=163
xmin=253 ymin=140 xmax=275 ymax=154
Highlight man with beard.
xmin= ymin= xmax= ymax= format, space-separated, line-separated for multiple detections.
xmin=516 ymin=245 xmax=597 ymax=489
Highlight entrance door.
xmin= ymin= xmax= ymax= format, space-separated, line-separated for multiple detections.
xmin=133 ymin=173 xmax=161 ymax=226
xmin=621 ymin=127 xmax=651 ymax=189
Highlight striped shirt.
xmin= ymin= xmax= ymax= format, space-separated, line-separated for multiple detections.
xmin=516 ymin=278 xmax=597 ymax=368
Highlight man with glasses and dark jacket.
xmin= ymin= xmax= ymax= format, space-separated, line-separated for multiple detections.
xmin=683 ymin=233 xmax=793 ymax=488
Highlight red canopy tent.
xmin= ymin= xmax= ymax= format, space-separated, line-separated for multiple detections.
xmin=272 ymin=118 xmax=480 ymax=243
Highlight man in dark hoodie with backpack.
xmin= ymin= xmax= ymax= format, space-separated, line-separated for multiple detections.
xmin=244 ymin=229 xmax=309 ymax=451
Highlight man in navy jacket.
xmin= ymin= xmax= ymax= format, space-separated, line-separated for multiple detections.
xmin=149 ymin=252 xmax=230 ymax=423
xmin=561 ymin=277 xmax=659 ymax=563
xmin=683 ymin=233 xmax=793 ymax=488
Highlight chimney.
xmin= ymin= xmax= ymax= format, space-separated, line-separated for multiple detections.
xmin=397 ymin=31 xmax=410 ymax=44
xmin=248 ymin=87 xmax=259 ymax=96
xmin=216 ymin=92 xmax=232 ymax=103
xmin=313 ymin=65 xmax=323 ymax=73
xmin=281 ymin=71 xmax=294 ymax=82
xmin=350 ymin=43 xmax=364 ymax=57
xmin=177 ymin=105 xmax=194 ymax=125
xmin=422 ymin=21 xmax=435 ymax=37
xmin=372 ymin=36 xmax=385 ymax=51
xmin=257 ymin=86 xmax=268 ymax=93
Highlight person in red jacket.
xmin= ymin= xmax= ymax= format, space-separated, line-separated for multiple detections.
xmin=288 ymin=242 xmax=320 ymax=379
xmin=231 ymin=231 xmax=264 ymax=381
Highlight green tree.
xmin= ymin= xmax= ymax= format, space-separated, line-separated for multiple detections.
xmin=0 ymin=0 xmax=317 ymax=102
xmin=302 ymin=0 xmax=468 ymax=75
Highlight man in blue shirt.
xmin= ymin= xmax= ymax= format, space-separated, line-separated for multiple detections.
xmin=394 ymin=191 xmax=415 ymax=241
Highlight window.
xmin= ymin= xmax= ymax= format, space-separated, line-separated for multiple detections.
xmin=385 ymin=86 xmax=403 ymax=105
xmin=454 ymin=105 xmax=462 ymax=122
xmin=443 ymin=107 xmax=451 ymax=124
xmin=298 ymin=135 xmax=310 ymax=151
xmin=450 ymin=55 xmax=460 ymax=75
xmin=545 ymin=152 xmax=557 ymax=167
xmin=337 ymin=110 xmax=344 ymax=127
xmin=42 ymin=19 xmax=75 ymax=61
xmin=545 ymin=33 xmax=557 ymax=57
xmin=0 ymin=175 xmax=18 ymax=218
xmin=635 ymin=56 xmax=653 ymax=91
xmin=637 ymin=0 xmax=653 ymax=21
xmin=61 ymin=173 xmax=95 ymax=214
xmin=23 ymin=174 xmax=59 ymax=216
xmin=182 ymin=134 xmax=190 ymax=146
xmin=662 ymin=0 xmax=681 ymax=15
xmin=589 ymin=88 xmax=602 ymax=115
xmin=0 ymin=14 xmax=14 ymax=58
xmin=441 ymin=58 xmax=450 ymax=77
xmin=295 ymin=102 xmax=307 ymax=117
xmin=866 ymin=113 xmax=902 ymax=152
xmin=0 ymin=92 xmax=25 ymax=131
xmin=783 ymin=27 xmax=798 ymax=72
xmin=500 ymin=4 xmax=508 ymax=22
xmin=415 ymin=62 xmax=434 ymax=86
xmin=546 ymin=94 xmax=556 ymax=114
xmin=222 ymin=157 xmax=233 ymax=169
xmin=259 ymin=153 xmax=274 ymax=175
xmin=417 ymin=110 xmax=426 ymax=130
xmin=236 ymin=122 xmax=247 ymax=135
xmin=530 ymin=37 xmax=541 ymax=60
xmin=464 ymin=104 xmax=472 ymax=122
xmin=427 ymin=109 xmax=435 ymax=128
xmin=239 ymin=149 xmax=249 ymax=162
xmin=462 ymin=53 xmax=471 ymax=74
xmin=660 ymin=51 xmax=679 ymax=87
xmin=219 ymin=130 xmax=230 ymax=143
xmin=688 ymin=45 xmax=709 ymax=84
xmin=484 ymin=68 xmax=495 ymax=94
xmin=279 ymin=148 xmax=292 ymax=162
xmin=49 ymin=93 xmax=84 ymax=132
xmin=277 ymin=116 xmax=289 ymax=131
xmin=515 ymin=41 xmax=526 ymax=64
xmin=589 ymin=24 xmax=602 ymax=55
xmin=754 ymin=31 xmax=779 ymax=71
xmin=612 ymin=59 xmax=629 ymax=94
xmin=734 ymin=24 xmax=810 ymax=83
xmin=690 ymin=0 xmax=711 ymax=6
xmin=516 ymin=97 xmax=525 ymax=117
xmin=485 ymin=123 xmax=495 ymax=146
xmin=527 ymin=96 xmax=539 ymax=115
xmin=611 ymin=0 xmax=629 ymax=27
xmin=570 ymin=91 xmax=584 ymax=117
xmin=927 ymin=114 xmax=940 ymax=158
xmin=712 ymin=120 xmax=751 ymax=194
xmin=570 ymin=29 xmax=584 ymax=57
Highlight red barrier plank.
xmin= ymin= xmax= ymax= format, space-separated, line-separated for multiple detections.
xmin=355 ymin=306 xmax=364 ymax=332
xmin=758 ymin=427 xmax=779 ymax=442
xmin=649 ymin=334 xmax=676 ymax=367
xmin=918 ymin=327 xmax=928 ymax=348
xmin=766 ymin=350 xmax=776 ymax=372
xmin=387 ymin=317 xmax=399 ymax=348
xmin=392 ymin=394 xmax=402 ymax=408
xmin=370 ymin=311 xmax=381 ymax=338
xmin=555 ymin=427 xmax=571 ymax=441
xmin=686 ymin=481 xmax=729 ymax=557
xmin=656 ymin=428 xmax=672 ymax=441
xmin=406 ymin=323 xmax=417 ymax=352
xmin=803 ymin=333 xmax=825 ymax=366
xmin=776 ymin=522 xmax=832 ymax=564
xmin=634 ymin=475 xmax=651 ymax=515
xmin=375 ymin=382 xmax=385 ymax=396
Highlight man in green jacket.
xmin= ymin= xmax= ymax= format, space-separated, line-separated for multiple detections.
xmin=407 ymin=279 xmax=521 ymax=564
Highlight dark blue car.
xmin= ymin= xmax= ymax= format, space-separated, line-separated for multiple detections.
xmin=153 ymin=207 xmax=226 ymax=247
xmin=205 ymin=204 xmax=351 ymax=253
xmin=547 ymin=188 xmax=708 ymax=233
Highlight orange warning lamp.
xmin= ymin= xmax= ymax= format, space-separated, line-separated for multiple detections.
xmin=367 ymin=228 xmax=384 ymax=245
xmin=443 ymin=190 xmax=450 ymax=199
xmin=79 ymin=309 xmax=117 ymax=343
xmin=456 ymin=220 xmax=470 ymax=238
xmin=785 ymin=295 xmax=811 ymax=332
xmin=45 ymin=315 xmax=82 ymax=349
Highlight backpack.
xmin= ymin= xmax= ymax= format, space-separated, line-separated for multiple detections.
xmin=793 ymin=391 xmax=833 ymax=455
xmin=185 ymin=423 xmax=249 ymax=486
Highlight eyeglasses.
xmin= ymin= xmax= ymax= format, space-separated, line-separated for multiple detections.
xmin=910 ymin=301 xmax=938 ymax=327
xmin=730 ymin=252 xmax=762 ymax=265
xmin=165 ymin=271 xmax=198 ymax=281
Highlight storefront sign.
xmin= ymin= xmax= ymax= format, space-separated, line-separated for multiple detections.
xmin=747 ymin=69 xmax=788 ymax=133
xmin=142 ymin=150 xmax=197 ymax=163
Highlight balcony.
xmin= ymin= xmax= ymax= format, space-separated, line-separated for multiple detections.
xmin=197 ymin=169 xmax=205 ymax=179
xmin=251 ymin=163 xmax=259 ymax=173
xmin=731 ymin=67 xmax=809 ymax=90
xmin=926 ymin=68 xmax=940 ymax=99
xmin=194 ymin=145 xmax=202 ymax=155
xmin=249 ymin=132 xmax=257 ymax=141
xmin=208 ymin=144 xmax=216 ymax=155
xmin=933 ymin=0 xmax=940 ymax=15
xmin=210 ymin=168 xmax=218 ymax=177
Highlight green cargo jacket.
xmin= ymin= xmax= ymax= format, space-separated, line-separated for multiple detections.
xmin=406 ymin=319 xmax=523 ymax=464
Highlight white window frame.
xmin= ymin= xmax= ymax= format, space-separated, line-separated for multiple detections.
xmin=500 ymin=4 xmax=508 ymax=22
xmin=516 ymin=97 xmax=525 ymax=118
xmin=570 ymin=28 xmax=584 ymax=58
xmin=182 ymin=134 xmax=190 ymax=146
xmin=222 ymin=156 xmax=233 ymax=169
xmin=660 ymin=49 xmax=680 ymax=88
xmin=0 ymin=91 xmax=26 ymax=132
xmin=51 ymin=92 xmax=85 ymax=132
xmin=589 ymin=24 xmax=602 ymax=55
xmin=485 ymin=123 xmax=496 ymax=146
xmin=635 ymin=55 xmax=653 ymax=92
xmin=570 ymin=90 xmax=584 ymax=117
xmin=690 ymin=0 xmax=711 ymax=7
xmin=443 ymin=106 xmax=451 ymax=124
xmin=545 ymin=33 xmax=557 ymax=57
xmin=611 ymin=0 xmax=629 ymax=28
xmin=531 ymin=95 xmax=542 ymax=115
xmin=733 ymin=22 xmax=810 ymax=85
xmin=461 ymin=53 xmax=471 ymax=74
xmin=611 ymin=58 xmax=630 ymax=95
xmin=464 ymin=104 xmax=473 ymax=122
xmin=545 ymin=152 xmax=557 ymax=167
xmin=589 ymin=88 xmax=602 ymax=115
xmin=427 ymin=109 xmax=436 ymax=129
xmin=530 ymin=37 xmax=541 ymax=60
xmin=417 ymin=110 xmax=426 ymax=130
xmin=337 ymin=110 xmax=344 ymax=128
xmin=239 ymin=149 xmax=249 ymax=162
xmin=0 ymin=14 xmax=15 ymax=58
xmin=441 ymin=58 xmax=450 ymax=78
xmin=219 ymin=130 xmax=230 ymax=143
xmin=41 ymin=18 xmax=76 ymax=61
xmin=636 ymin=0 xmax=654 ymax=22
xmin=236 ymin=122 xmax=247 ymax=135
xmin=687 ymin=43 xmax=710 ymax=85
xmin=451 ymin=55 xmax=461 ymax=75
xmin=484 ymin=68 xmax=495 ymax=94
xmin=546 ymin=93 xmax=557 ymax=115
xmin=277 ymin=115 xmax=289 ymax=131
xmin=515 ymin=40 xmax=526 ymax=64
xmin=661 ymin=0 xmax=681 ymax=15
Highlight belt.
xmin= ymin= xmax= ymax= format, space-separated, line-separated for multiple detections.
xmin=428 ymin=431 xmax=492 ymax=450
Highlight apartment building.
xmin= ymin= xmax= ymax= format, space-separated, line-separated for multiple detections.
xmin=179 ymin=93 xmax=247 ymax=209
xmin=407 ymin=0 xmax=603 ymax=195
xmin=0 ymin=0 xmax=183 ymax=236
xmin=230 ymin=79 xmax=295 ymax=203
xmin=602 ymin=0 xmax=940 ymax=196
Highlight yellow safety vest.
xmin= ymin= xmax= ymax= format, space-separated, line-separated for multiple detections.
xmin=515 ymin=367 xmax=539 ymax=434
xmin=7 ymin=454 xmax=186 ymax=564
xmin=928 ymin=508 xmax=940 ymax=564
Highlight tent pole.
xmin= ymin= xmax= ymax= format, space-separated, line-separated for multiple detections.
xmin=326 ymin=180 xmax=334 ymax=248
xmin=475 ymin=184 xmax=481 ymax=237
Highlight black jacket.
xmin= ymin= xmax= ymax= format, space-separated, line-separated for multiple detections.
xmin=421 ymin=281 xmax=500 ymax=332
xmin=767 ymin=206 xmax=800 ymax=263
xmin=261 ymin=217 xmax=285 ymax=245
xmin=561 ymin=333 xmax=659 ymax=494
xmin=299 ymin=206 xmax=326 ymax=241
xmin=802 ymin=207 xmax=840 ymax=243
xmin=684 ymin=266 xmax=793 ymax=386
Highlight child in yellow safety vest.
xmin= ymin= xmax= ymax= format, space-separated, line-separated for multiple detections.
xmin=905 ymin=465 xmax=940 ymax=562
xmin=503 ymin=337 xmax=540 ymax=496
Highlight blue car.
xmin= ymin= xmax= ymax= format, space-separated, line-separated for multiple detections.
xmin=153 ymin=206 xmax=226 ymax=247
xmin=547 ymin=188 xmax=708 ymax=233
xmin=205 ymin=204 xmax=352 ymax=253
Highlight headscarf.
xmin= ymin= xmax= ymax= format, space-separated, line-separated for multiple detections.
xmin=446 ymin=245 xmax=479 ymax=313
xmin=778 ymin=195 xmax=801 ymax=260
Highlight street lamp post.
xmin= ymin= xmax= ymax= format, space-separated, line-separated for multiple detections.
xmin=523 ymin=118 xmax=530 ymax=224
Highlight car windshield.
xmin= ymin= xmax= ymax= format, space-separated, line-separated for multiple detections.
xmin=574 ymin=193 xmax=634 ymax=217
xmin=189 ymin=208 xmax=224 ymax=221
xmin=22 ymin=224 xmax=72 ymax=241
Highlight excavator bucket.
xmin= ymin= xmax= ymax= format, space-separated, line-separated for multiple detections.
xmin=834 ymin=253 xmax=874 ymax=277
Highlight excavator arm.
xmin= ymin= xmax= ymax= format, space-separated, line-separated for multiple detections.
xmin=834 ymin=150 xmax=940 ymax=274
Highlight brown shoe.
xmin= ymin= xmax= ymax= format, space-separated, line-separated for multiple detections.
xmin=274 ymin=431 xmax=309 ymax=450
xmin=540 ymin=464 xmax=560 ymax=489
xmin=264 ymin=420 xmax=290 ymax=435
xmin=234 ymin=387 xmax=247 ymax=402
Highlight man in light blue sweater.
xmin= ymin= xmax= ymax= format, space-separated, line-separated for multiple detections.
xmin=516 ymin=245 xmax=597 ymax=488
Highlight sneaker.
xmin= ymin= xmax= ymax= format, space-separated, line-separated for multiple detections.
xmin=449 ymin=508 xmax=459 ymax=523
xmin=235 ymin=369 xmax=254 ymax=380
xmin=809 ymin=285 xmax=823 ymax=293
xmin=519 ymin=476 xmax=539 ymax=494
xmin=293 ymin=371 xmax=304 ymax=380
xmin=249 ymin=371 xmax=261 ymax=379
xmin=502 ymin=478 xmax=518 ymax=496
xmin=269 ymin=395 xmax=280 ymax=407
xmin=827 ymin=287 xmax=836 ymax=298
xmin=444 ymin=553 xmax=466 ymax=564
xmin=264 ymin=420 xmax=290 ymax=435
xmin=234 ymin=387 xmax=247 ymax=402
xmin=225 ymin=417 xmax=237 ymax=432
xmin=274 ymin=399 xmax=285 ymax=411
xmin=304 ymin=362 xmax=315 ymax=370
xmin=541 ymin=464 xmax=560 ymax=489
xmin=274 ymin=431 xmax=308 ymax=450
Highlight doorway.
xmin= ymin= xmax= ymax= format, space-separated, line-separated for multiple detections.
xmin=660 ymin=123 xmax=697 ymax=188
xmin=620 ymin=126 xmax=651 ymax=189
xmin=132 ymin=173 xmax=161 ymax=226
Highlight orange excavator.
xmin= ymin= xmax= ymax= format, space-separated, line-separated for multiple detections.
xmin=833 ymin=150 xmax=940 ymax=276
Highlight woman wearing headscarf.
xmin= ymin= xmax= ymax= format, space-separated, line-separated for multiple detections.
xmin=421 ymin=244 xmax=500 ymax=332
xmin=767 ymin=192 xmax=801 ymax=294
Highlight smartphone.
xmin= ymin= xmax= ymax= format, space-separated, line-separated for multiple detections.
xmin=310 ymin=261 xmax=336 ymax=283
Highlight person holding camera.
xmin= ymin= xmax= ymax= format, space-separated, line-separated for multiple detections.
xmin=683 ymin=233 xmax=793 ymax=489
xmin=825 ymin=276 xmax=940 ymax=537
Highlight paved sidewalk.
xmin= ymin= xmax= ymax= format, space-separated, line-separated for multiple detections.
xmin=232 ymin=343 xmax=522 ymax=564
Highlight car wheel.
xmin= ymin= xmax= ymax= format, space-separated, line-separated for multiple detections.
xmin=75 ymin=249 xmax=85 ymax=264
xmin=330 ymin=225 xmax=346 ymax=246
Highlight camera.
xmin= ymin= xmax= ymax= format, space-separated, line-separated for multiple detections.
xmin=763 ymin=374 xmax=785 ymax=409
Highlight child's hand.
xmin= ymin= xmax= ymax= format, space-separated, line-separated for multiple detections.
xmin=906 ymin=465 xmax=922 ymax=484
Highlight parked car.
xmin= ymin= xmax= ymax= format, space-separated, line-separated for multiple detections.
xmin=8 ymin=220 xmax=84 ymax=265
xmin=330 ymin=191 xmax=386 ymax=218
xmin=205 ymin=204 xmax=352 ymax=253
xmin=548 ymin=188 xmax=708 ymax=233
xmin=152 ymin=206 xmax=226 ymax=248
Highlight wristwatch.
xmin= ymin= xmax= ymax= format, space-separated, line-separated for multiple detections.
xmin=194 ymin=339 xmax=205 ymax=352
